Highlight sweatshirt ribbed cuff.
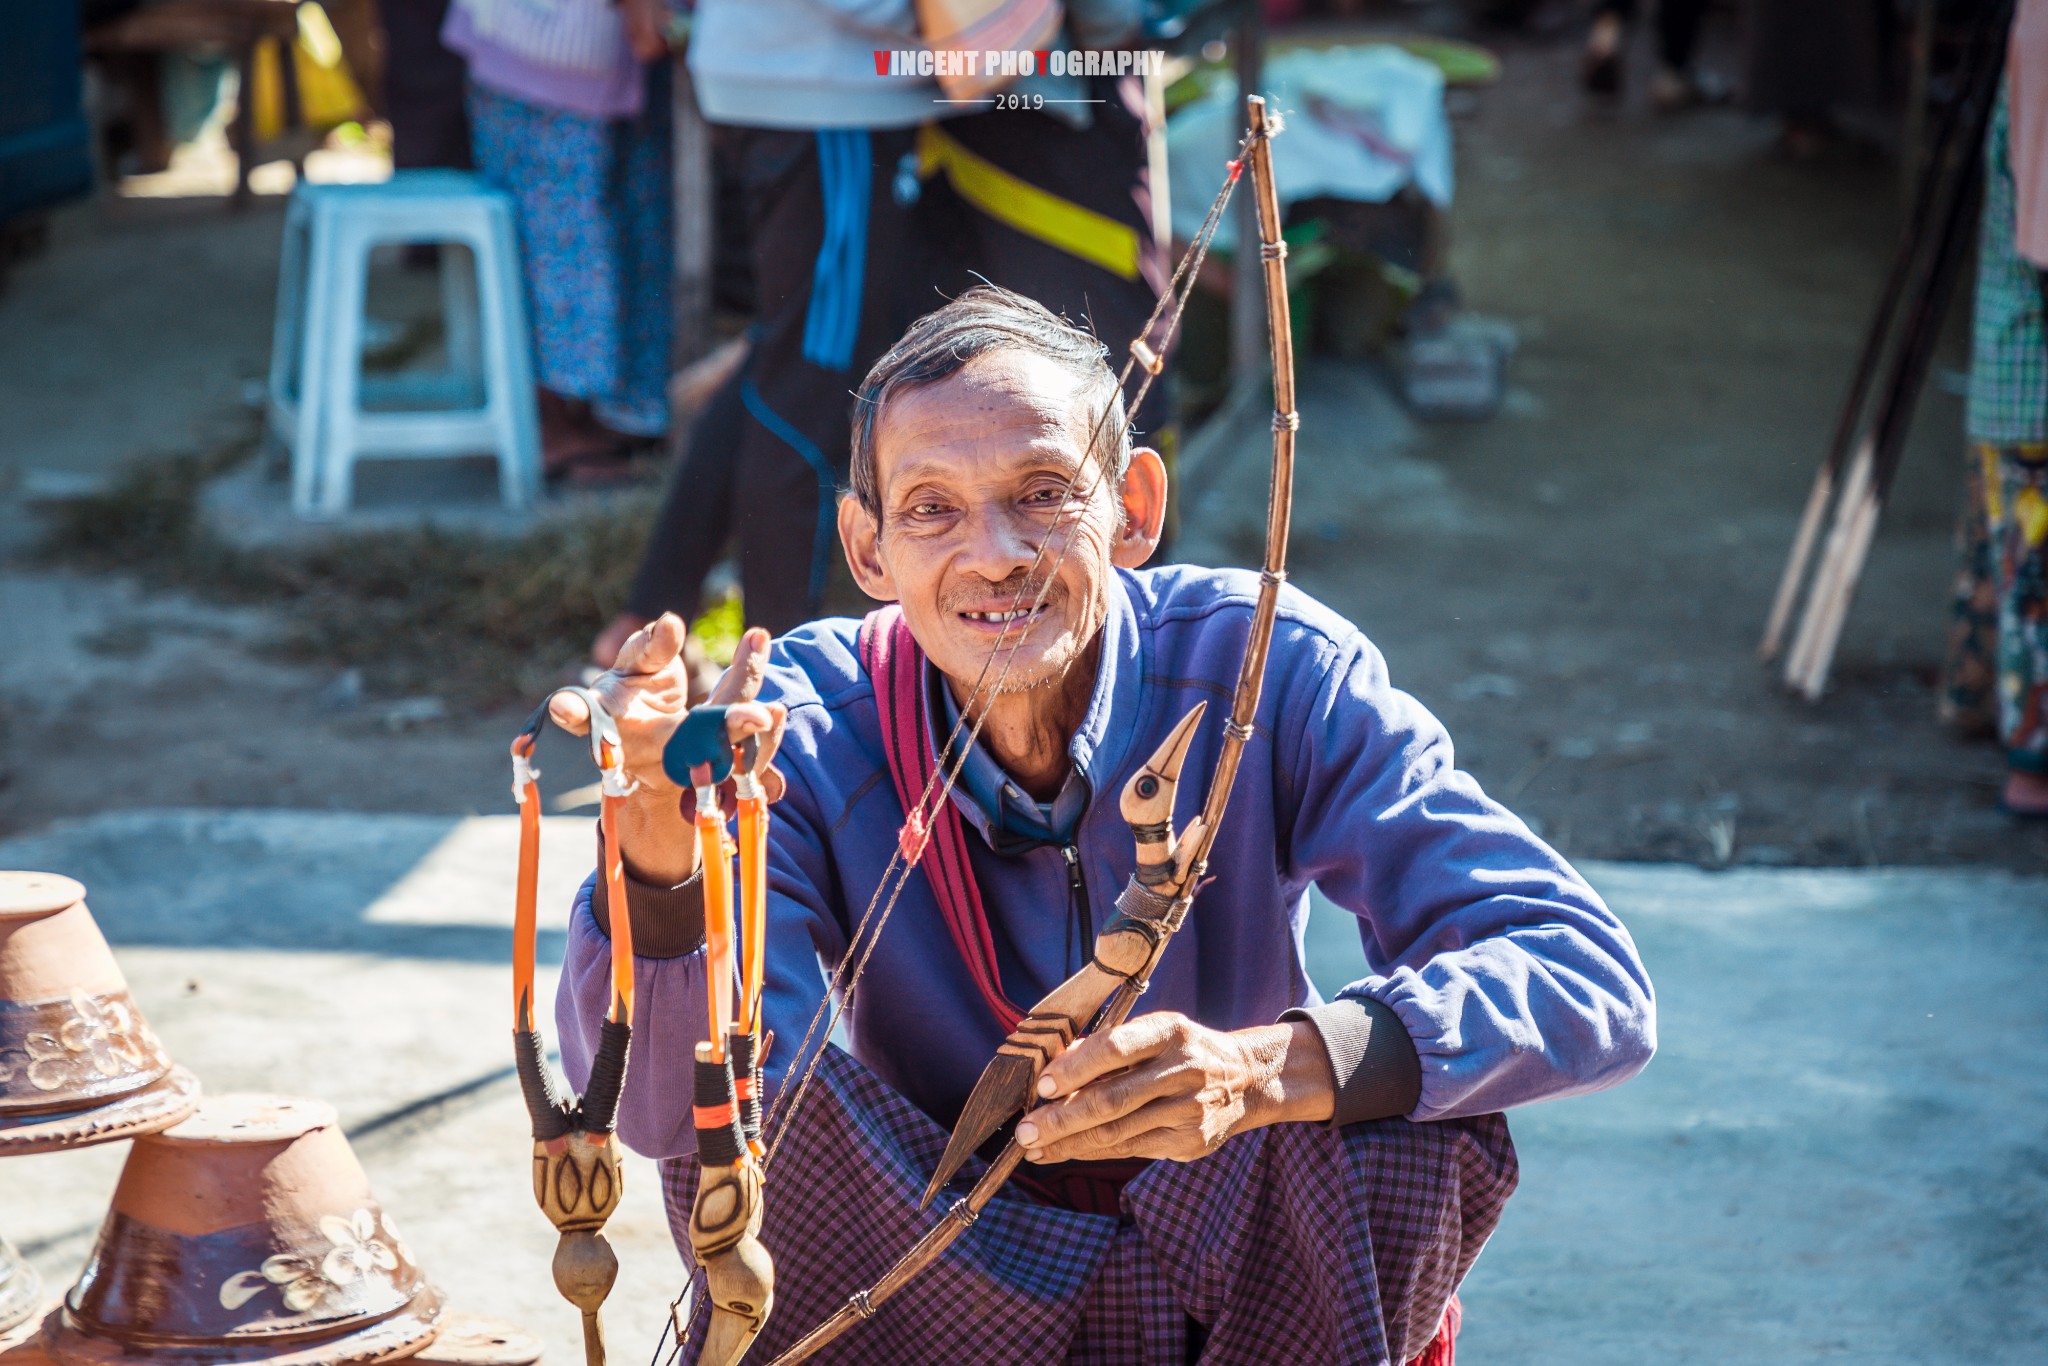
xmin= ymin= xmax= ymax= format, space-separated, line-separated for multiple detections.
xmin=589 ymin=831 xmax=706 ymax=959
xmin=1281 ymin=997 xmax=1422 ymax=1127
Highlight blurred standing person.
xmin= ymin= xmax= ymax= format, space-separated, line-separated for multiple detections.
xmin=1579 ymin=0 xmax=1712 ymax=109
xmin=913 ymin=4 xmax=1173 ymax=530
xmin=1743 ymin=0 xmax=1888 ymax=156
xmin=376 ymin=0 xmax=472 ymax=171
xmin=443 ymin=0 xmax=674 ymax=478
xmin=591 ymin=0 xmax=937 ymax=663
xmin=1942 ymin=0 xmax=2048 ymax=815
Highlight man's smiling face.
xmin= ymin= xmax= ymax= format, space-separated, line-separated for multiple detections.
xmin=840 ymin=347 xmax=1163 ymax=699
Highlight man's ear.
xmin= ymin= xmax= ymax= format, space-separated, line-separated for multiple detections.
xmin=1111 ymin=446 xmax=1168 ymax=569
xmin=837 ymin=492 xmax=898 ymax=601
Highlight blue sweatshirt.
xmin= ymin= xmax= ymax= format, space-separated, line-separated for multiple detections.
xmin=560 ymin=566 xmax=1656 ymax=1159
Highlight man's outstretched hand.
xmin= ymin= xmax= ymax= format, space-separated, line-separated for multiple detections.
xmin=1011 ymin=1014 xmax=1335 ymax=1164
xmin=548 ymin=614 xmax=786 ymax=884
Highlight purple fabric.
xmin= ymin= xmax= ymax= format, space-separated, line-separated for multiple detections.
xmin=557 ymin=566 xmax=1654 ymax=1161
xmin=441 ymin=1 xmax=646 ymax=119
xmin=656 ymin=1044 xmax=1513 ymax=1364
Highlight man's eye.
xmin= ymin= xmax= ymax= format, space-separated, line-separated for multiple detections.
xmin=912 ymin=502 xmax=947 ymax=516
xmin=1025 ymin=487 xmax=1065 ymax=504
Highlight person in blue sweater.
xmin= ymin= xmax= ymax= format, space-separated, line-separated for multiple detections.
xmin=551 ymin=287 xmax=1655 ymax=1363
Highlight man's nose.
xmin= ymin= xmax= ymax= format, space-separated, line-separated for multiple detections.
xmin=953 ymin=501 xmax=1040 ymax=586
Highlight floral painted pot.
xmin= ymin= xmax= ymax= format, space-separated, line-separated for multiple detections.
xmin=0 ymin=873 xmax=198 ymax=1155
xmin=43 ymin=1096 xmax=538 ymax=1366
xmin=47 ymin=1095 xmax=438 ymax=1365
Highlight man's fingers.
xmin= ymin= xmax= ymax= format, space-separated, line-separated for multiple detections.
xmin=614 ymin=612 xmax=687 ymax=677
xmin=757 ymin=702 xmax=789 ymax=770
xmin=1021 ymin=1096 xmax=1192 ymax=1164
xmin=547 ymin=689 xmax=592 ymax=736
xmin=709 ymin=627 xmax=773 ymax=705
xmin=1015 ymin=1056 xmax=1183 ymax=1152
xmin=1037 ymin=1013 xmax=1180 ymax=1100
xmin=723 ymin=701 xmax=788 ymax=762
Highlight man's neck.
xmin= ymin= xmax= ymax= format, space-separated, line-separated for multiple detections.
xmin=946 ymin=636 xmax=1100 ymax=802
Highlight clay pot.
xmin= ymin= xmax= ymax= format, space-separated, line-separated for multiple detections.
xmin=0 ymin=873 xmax=198 ymax=1155
xmin=44 ymin=1095 xmax=538 ymax=1366
xmin=0 ymin=1236 xmax=41 ymax=1341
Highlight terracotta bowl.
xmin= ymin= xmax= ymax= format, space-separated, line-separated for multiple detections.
xmin=47 ymin=1095 xmax=440 ymax=1365
xmin=44 ymin=1096 xmax=539 ymax=1366
xmin=0 ymin=873 xmax=198 ymax=1155
xmin=0 ymin=1237 xmax=41 ymax=1341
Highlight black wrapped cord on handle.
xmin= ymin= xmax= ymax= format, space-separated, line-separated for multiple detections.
xmin=729 ymin=1030 xmax=763 ymax=1147
xmin=582 ymin=1018 xmax=634 ymax=1137
xmin=695 ymin=1052 xmax=747 ymax=1169
xmin=516 ymin=1029 xmax=574 ymax=1143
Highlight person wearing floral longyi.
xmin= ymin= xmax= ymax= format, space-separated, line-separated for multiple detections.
xmin=1944 ymin=0 xmax=2048 ymax=815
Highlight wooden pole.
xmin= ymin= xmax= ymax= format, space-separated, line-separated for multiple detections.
xmin=1781 ymin=24 xmax=2002 ymax=698
xmin=1759 ymin=25 xmax=1985 ymax=662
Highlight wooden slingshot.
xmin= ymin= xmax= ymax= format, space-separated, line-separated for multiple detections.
xmin=509 ymin=690 xmax=638 ymax=1366
xmin=662 ymin=709 xmax=778 ymax=1366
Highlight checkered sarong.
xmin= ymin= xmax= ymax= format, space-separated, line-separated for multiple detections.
xmin=659 ymin=1047 xmax=1516 ymax=1365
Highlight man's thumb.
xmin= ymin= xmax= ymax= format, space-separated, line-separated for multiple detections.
xmin=616 ymin=611 xmax=687 ymax=675
xmin=547 ymin=690 xmax=591 ymax=735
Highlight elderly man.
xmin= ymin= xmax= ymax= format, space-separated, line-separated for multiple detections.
xmin=554 ymin=287 xmax=1655 ymax=1364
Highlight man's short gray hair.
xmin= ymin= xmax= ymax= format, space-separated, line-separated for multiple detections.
xmin=847 ymin=286 xmax=1131 ymax=521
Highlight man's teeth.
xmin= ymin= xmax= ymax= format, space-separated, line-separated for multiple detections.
xmin=962 ymin=606 xmax=1042 ymax=623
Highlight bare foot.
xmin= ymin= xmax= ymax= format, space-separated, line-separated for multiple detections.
xmin=1649 ymin=66 xmax=1695 ymax=112
xmin=1581 ymin=14 xmax=1624 ymax=97
xmin=2002 ymin=769 xmax=2048 ymax=816
xmin=540 ymin=388 xmax=630 ymax=474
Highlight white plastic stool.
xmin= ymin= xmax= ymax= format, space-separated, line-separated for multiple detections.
xmin=267 ymin=170 xmax=541 ymax=519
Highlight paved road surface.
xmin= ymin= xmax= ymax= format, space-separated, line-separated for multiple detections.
xmin=3 ymin=811 xmax=2042 ymax=1361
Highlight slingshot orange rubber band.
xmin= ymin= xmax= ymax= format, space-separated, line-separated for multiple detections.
xmin=597 ymin=740 xmax=636 ymax=1025
xmin=511 ymin=734 xmax=542 ymax=1031
xmin=736 ymin=793 xmax=769 ymax=1036
xmin=699 ymin=797 xmax=737 ymax=1064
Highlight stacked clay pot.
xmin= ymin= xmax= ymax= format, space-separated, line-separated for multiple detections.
xmin=1 ymin=874 xmax=543 ymax=1364
xmin=43 ymin=1095 xmax=538 ymax=1366
xmin=0 ymin=874 xmax=199 ymax=1155
xmin=0 ymin=1236 xmax=40 ymax=1352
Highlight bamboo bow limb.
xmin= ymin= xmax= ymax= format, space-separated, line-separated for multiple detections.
xmin=769 ymin=93 xmax=1299 ymax=1365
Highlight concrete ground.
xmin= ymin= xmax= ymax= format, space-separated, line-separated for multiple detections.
xmin=4 ymin=810 xmax=2042 ymax=1364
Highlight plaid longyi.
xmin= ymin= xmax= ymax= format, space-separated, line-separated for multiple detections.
xmin=660 ymin=1046 xmax=1516 ymax=1365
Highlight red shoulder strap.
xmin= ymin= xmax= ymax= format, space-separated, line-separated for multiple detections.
xmin=859 ymin=606 xmax=1024 ymax=1032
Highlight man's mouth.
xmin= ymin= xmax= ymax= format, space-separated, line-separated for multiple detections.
xmin=958 ymin=603 xmax=1049 ymax=626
